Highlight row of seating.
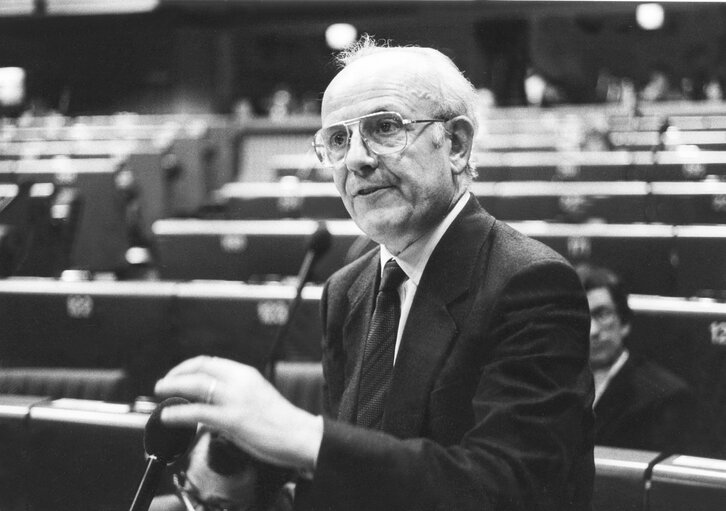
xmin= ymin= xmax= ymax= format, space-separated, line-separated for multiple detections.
xmin=214 ymin=180 xmax=726 ymax=224
xmin=0 ymin=277 xmax=724 ymax=443
xmin=473 ymin=150 xmax=726 ymax=181
xmin=478 ymin=100 xmax=726 ymax=133
xmin=0 ymin=361 xmax=321 ymax=511
xmin=150 ymin=218 xmax=726 ymax=297
xmin=0 ymin=279 xmax=322 ymax=396
xmin=0 ymin=114 xmax=239 ymax=274
xmin=481 ymin=111 xmax=726 ymax=135
xmin=272 ymin=148 xmax=726 ymax=182
xmin=1 ymin=119 xmax=725 ymax=293
xmin=594 ymin=446 xmax=726 ymax=511
xmin=0 ymin=392 xmax=724 ymax=510
xmin=0 ymin=126 xmax=217 ymax=219
xmin=478 ymin=128 xmax=726 ymax=152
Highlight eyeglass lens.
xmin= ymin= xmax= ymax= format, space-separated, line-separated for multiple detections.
xmin=315 ymin=112 xmax=408 ymax=164
xmin=592 ymin=306 xmax=617 ymax=325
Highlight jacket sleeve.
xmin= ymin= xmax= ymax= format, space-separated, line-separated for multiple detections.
xmin=302 ymin=259 xmax=594 ymax=511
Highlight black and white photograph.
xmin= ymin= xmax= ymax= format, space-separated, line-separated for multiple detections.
xmin=0 ymin=1 xmax=725 ymax=510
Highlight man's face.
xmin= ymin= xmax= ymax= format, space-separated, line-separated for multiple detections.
xmin=182 ymin=435 xmax=257 ymax=511
xmin=320 ymin=52 xmax=460 ymax=254
xmin=586 ymin=287 xmax=630 ymax=370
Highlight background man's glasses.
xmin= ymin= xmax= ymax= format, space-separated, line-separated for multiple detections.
xmin=173 ymin=471 xmax=249 ymax=511
xmin=312 ymin=111 xmax=446 ymax=166
xmin=591 ymin=306 xmax=618 ymax=326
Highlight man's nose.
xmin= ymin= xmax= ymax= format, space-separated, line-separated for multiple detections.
xmin=344 ymin=129 xmax=377 ymax=174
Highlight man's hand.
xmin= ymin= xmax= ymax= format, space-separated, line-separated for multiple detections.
xmin=155 ymin=356 xmax=323 ymax=471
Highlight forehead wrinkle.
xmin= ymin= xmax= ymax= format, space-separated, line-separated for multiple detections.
xmin=407 ymin=82 xmax=442 ymax=110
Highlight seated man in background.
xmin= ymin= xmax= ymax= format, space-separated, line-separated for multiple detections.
xmin=151 ymin=427 xmax=293 ymax=511
xmin=576 ymin=264 xmax=695 ymax=454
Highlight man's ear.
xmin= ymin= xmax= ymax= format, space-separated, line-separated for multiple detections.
xmin=446 ymin=116 xmax=475 ymax=175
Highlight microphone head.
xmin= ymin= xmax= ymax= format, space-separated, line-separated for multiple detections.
xmin=143 ymin=397 xmax=197 ymax=464
xmin=309 ymin=222 xmax=332 ymax=257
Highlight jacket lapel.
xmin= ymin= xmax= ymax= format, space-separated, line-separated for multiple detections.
xmin=337 ymin=253 xmax=380 ymax=423
xmin=383 ymin=195 xmax=495 ymax=438
xmin=594 ymin=357 xmax=633 ymax=435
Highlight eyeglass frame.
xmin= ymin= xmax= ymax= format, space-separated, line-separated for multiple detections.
xmin=312 ymin=111 xmax=448 ymax=166
xmin=173 ymin=470 xmax=253 ymax=511
xmin=590 ymin=305 xmax=620 ymax=327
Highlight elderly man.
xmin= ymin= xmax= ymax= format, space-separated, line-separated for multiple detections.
xmin=156 ymin=36 xmax=594 ymax=511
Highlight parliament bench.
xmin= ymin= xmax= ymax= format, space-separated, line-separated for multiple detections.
xmin=628 ymin=295 xmax=726 ymax=458
xmin=609 ymin=113 xmax=726 ymax=132
xmin=216 ymin=180 xmax=726 ymax=226
xmin=609 ymin=129 xmax=726 ymax=152
xmin=0 ymin=367 xmax=130 ymax=402
xmin=0 ymin=135 xmax=206 ymax=228
xmin=235 ymin=148 xmax=726 ymax=183
xmin=215 ymin=180 xmax=653 ymax=224
xmin=473 ymin=150 xmax=726 ymax=182
xmin=3 ymin=280 xmax=726 ymax=411
xmin=1 ymin=395 xmax=726 ymax=510
xmin=0 ymin=278 xmax=323 ymax=397
xmin=152 ymin=218 xmax=366 ymax=284
xmin=152 ymin=218 xmax=726 ymax=297
xmin=153 ymin=219 xmax=692 ymax=295
xmin=0 ymin=158 xmax=132 ymax=274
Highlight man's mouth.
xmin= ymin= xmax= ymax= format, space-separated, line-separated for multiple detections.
xmin=356 ymin=185 xmax=390 ymax=197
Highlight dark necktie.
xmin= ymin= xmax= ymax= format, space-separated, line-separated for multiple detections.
xmin=355 ymin=259 xmax=408 ymax=429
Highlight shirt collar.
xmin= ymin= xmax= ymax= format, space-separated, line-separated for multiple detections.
xmin=380 ymin=193 xmax=470 ymax=285
xmin=593 ymin=348 xmax=630 ymax=406
xmin=607 ymin=348 xmax=630 ymax=379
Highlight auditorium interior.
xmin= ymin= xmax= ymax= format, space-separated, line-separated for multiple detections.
xmin=2 ymin=0 xmax=726 ymax=509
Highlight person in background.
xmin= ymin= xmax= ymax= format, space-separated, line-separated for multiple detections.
xmin=155 ymin=35 xmax=594 ymax=511
xmin=150 ymin=428 xmax=292 ymax=511
xmin=576 ymin=264 xmax=695 ymax=454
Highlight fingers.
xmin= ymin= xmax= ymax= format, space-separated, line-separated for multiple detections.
xmin=155 ymin=372 xmax=216 ymax=403
xmin=158 ymin=401 xmax=223 ymax=428
xmin=163 ymin=355 xmax=225 ymax=378
xmin=153 ymin=355 xmax=322 ymax=471
xmin=162 ymin=356 xmax=255 ymax=384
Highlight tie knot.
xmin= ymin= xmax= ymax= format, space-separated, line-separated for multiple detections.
xmin=380 ymin=259 xmax=407 ymax=292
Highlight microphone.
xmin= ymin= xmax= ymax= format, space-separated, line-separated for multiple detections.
xmin=268 ymin=222 xmax=331 ymax=383
xmin=129 ymin=397 xmax=197 ymax=511
xmin=294 ymin=222 xmax=332 ymax=297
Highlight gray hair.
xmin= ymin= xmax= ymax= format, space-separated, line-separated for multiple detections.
xmin=335 ymin=35 xmax=479 ymax=181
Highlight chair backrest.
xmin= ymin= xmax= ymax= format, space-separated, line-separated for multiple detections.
xmin=273 ymin=361 xmax=324 ymax=416
xmin=0 ymin=367 xmax=131 ymax=402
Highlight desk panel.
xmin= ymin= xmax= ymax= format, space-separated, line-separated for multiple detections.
xmin=153 ymin=219 xmax=366 ymax=283
xmin=511 ymin=222 xmax=679 ymax=296
xmin=649 ymin=455 xmax=726 ymax=511
xmin=0 ymin=279 xmax=179 ymax=397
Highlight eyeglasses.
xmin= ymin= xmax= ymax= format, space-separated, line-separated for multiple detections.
xmin=590 ymin=306 xmax=619 ymax=326
xmin=173 ymin=471 xmax=251 ymax=511
xmin=312 ymin=111 xmax=447 ymax=166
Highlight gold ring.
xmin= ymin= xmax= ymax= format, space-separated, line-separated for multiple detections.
xmin=205 ymin=379 xmax=217 ymax=404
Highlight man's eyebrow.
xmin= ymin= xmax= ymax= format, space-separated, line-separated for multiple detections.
xmin=332 ymin=109 xmax=401 ymax=124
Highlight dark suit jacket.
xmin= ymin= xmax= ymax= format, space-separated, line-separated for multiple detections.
xmin=298 ymin=195 xmax=594 ymax=511
xmin=595 ymin=353 xmax=695 ymax=454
